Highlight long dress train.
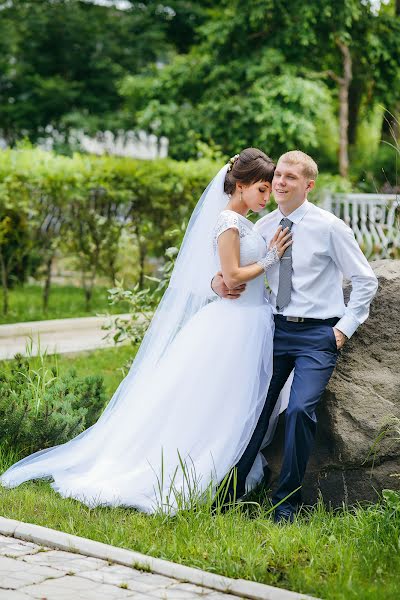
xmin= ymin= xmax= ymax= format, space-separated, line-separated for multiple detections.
xmin=1 ymin=209 xmax=275 ymax=513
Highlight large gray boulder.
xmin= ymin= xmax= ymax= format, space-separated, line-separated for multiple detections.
xmin=264 ymin=259 xmax=400 ymax=506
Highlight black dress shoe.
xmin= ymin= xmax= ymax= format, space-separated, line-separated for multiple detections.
xmin=262 ymin=464 xmax=272 ymax=485
xmin=273 ymin=507 xmax=295 ymax=524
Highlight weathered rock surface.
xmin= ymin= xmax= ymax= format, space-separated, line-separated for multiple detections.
xmin=264 ymin=259 xmax=400 ymax=506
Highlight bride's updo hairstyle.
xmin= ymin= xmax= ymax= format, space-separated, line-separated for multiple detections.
xmin=224 ymin=148 xmax=275 ymax=195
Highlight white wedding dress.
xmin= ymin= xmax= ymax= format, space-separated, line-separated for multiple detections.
xmin=1 ymin=209 xmax=275 ymax=513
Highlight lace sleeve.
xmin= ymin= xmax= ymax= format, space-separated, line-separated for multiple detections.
xmin=213 ymin=210 xmax=242 ymax=242
xmin=257 ymin=246 xmax=280 ymax=272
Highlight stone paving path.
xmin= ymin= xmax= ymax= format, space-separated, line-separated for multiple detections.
xmin=0 ymin=314 xmax=131 ymax=360
xmin=0 ymin=534 xmax=241 ymax=600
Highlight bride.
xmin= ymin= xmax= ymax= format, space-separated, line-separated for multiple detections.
xmin=0 ymin=148 xmax=291 ymax=513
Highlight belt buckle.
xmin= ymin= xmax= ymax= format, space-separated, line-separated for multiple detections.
xmin=287 ymin=316 xmax=305 ymax=323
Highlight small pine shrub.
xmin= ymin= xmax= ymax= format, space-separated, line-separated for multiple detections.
xmin=0 ymin=353 xmax=106 ymax=459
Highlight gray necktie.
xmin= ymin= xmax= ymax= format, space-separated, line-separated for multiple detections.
xmin=276 ymin=218 xmax=293 ymax=312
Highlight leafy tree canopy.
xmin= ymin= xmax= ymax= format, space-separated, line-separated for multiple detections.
xmin=0 ymin=0 xmax=210 ymax=142
xmin=120 ymin=0 xmax=400 ymax=168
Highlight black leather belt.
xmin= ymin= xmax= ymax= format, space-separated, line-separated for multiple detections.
xmin=274 ymin=314 xmax=339 ymax=326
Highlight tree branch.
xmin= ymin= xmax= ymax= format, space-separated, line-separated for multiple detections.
xmin=335 ymin=38 xmax=352 ymax=83
xmin=307 ymin=69 xmax=342 ymax=84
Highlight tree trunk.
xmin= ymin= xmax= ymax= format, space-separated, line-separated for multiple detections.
xmin=81 ymin=266 xmax=95 ymax=312
xmin=110 ymin=267 xmax=117 ymax=287
xmin=84 ymin=285 xmax=92 ymax=311
xmin=337 ymin=41 xmax=352 ymax=178
xmin=86 ymin=267 xmax=97 ymax=310
xmin=138 ymin=241 xmax=146 ymax=290
xmin=83 ymin=287 xmax=92 ymax=311
xmin=132 ymin=224 xmax=147 ymax=290
xmin=84 ymin=247 xmax=100 ymax=311
xmin=81 ymin=271 xmax=90 ymax=311
xmin=107 ymin=254 xmax=117 ymax=287
xmin=0 ymin=251 xmax=9 ymax=316
xmin=348 ymin=79 xmax=364 ymax=146
xmin=82 ymin=268 xmax=97 ymax=312
xmin=42 ymin=254 xmax=54 ymax=313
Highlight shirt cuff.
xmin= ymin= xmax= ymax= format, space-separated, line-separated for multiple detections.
xmin=335 ymin=314 xmax=359 ymax=338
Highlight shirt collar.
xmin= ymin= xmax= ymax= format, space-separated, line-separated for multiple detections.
xmin=277 ymin=199 xmax=311 ymax=225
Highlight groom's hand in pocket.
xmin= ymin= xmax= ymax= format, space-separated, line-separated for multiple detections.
xmin=211 ymin=271 xmax=246 ymax=299
xmin=333 ymin=327 xmax=347 ymax=350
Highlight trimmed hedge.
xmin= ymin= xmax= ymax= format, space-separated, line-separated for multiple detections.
xmin=0 ymin=148 xmax=218 ymax=313
xmin=0 ymin=147 xmax=355 ymax=316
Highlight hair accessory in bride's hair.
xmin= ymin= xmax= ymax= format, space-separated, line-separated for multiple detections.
xmin=227 ymin=153 xmax=240 ymax=172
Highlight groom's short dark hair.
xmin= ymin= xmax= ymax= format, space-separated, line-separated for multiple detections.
xmin=279 ymin=151 xmax=318 ymax=181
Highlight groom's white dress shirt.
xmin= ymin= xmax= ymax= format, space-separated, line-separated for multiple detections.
xmin=254 ymin=200 xmax=379 ymax=338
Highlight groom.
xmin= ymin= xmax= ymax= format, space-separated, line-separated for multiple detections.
xmin=211 ymin=150 xmax=378 ymax=523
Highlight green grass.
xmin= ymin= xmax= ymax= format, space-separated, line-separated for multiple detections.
xmin=0 ymin=472 xmax=399 ymax=600
xmin=57 ymin=345 xmax=135 ymax=397
xmin=0 ymin=344 xmax=135 ymax=398
xmin=0 ymin=283 xmax=130 ymax=325
xmin=1 ymin=346 xmax=400 ymax=599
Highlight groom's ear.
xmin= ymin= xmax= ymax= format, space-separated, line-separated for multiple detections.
xmin=306 ymin=180 xmax=315 ymax=193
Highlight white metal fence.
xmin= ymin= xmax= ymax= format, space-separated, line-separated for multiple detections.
xmin=323 ymin=193 xmax=400 ymax=259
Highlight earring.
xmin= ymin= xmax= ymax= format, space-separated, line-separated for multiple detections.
xmin=240 ymin=191 xmax=243 ymax=203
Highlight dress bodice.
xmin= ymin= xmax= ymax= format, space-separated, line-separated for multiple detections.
xmin=213 ymin=210 xmax=267 ymax=306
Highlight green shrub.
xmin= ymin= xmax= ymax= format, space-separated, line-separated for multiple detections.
xmin=0 ymin=147 xmax=218 ymax=315
xmin=353 ymin=144 xmax=399 ymax=192
xmin=308 ymin=173 xmax=354 ymax=205
xmin=0 ymin=353 xmax=107 ymax=459
xmin=104 ymin=244 xmax=178 ymax=350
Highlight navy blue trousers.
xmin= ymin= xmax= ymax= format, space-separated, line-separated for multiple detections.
xmin=230 ymin=316 xmax=339 ymax=511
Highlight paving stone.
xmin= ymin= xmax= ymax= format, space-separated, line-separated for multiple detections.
xmin=82 ymin=563 xmax=145 ymax=579
xmin=0 ymin=314 xmax=131 ymax=360
xmin=22 ymin=574 xmax=137 ymax=599
xmin=0 ymin=538 xmax=43 ymax=558
xmin=132 ymin=571 xmax=179 ymax=586
xmin=123 ymin=596 xmax=161 ymax=600
xmin=0 ymin=555 xmax=65 ymax=590
xmin=79 ymin=563 xmax=174 ymax=593
xmin=207 ymin=590 xmax=246 ymax=600
xmin=0 ymin=535 xmax=303 ymax=600
xmin=168 ymin=582 xmax=214 ymax=595
xmin=150 ymin=588 xmax=210 ymax=600
xmin=21 ymin=548 xmax=108 ymax=572
xmin=0 ymin=590 xmax=33 ymax=599
xmin=0 ymin=535 xmax=14 ymax=543
xmin=0 ymin=536 xmax=38 ymax=549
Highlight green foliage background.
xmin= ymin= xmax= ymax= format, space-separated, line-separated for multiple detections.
xmin=0 ymin=147 xmax=218 ymax=312
xmin=0 ymin=0 xmax=399 ymax=180
xmin=0 ymin=1 xmax=398 ymax=317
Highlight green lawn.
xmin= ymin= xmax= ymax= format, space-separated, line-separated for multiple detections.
xmin=0 ymin=344 xmax=135 ymax=398
xmin=0 ymin=283 xmax=130 ymax=325
xmin=1 ymin=345 xmax=400 ymax=600
xmin=57 ymin=344 xmax=135 ymax=397
xmin=0 ymin=476 xmax=399 ymax=600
